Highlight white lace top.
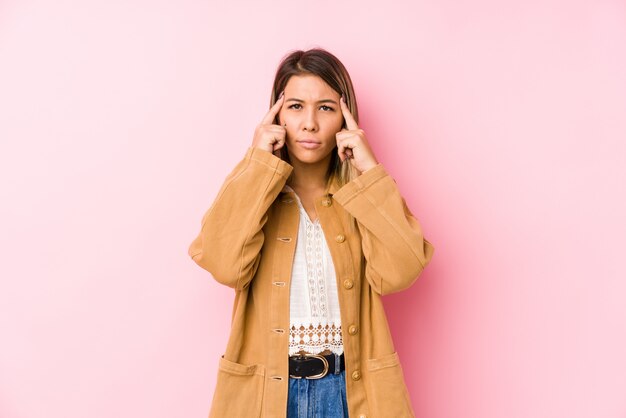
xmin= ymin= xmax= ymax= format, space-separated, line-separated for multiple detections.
xmin=282 ymin=185 xmax=344 ymax=356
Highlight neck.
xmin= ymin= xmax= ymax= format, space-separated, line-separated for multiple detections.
xmin=287 ymin=153 xmax=332 ymax=191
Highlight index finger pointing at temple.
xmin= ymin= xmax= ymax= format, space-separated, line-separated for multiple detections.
xmin=261 ymin=92 xmax=285 ymax=125
xmin=340 ymin=95 xmax=358 ymax=130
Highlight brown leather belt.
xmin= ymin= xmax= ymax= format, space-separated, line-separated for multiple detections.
xmin=289 ymin=353 xmax=345 ymax=379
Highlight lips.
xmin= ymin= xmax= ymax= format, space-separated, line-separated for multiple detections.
xmin=296 ymin=139 xmax=322 ymax=149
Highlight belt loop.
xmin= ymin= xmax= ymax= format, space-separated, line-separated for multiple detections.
xmin=334 ymin=353 xmax=340 ymax=375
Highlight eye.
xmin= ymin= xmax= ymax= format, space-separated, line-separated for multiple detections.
xmin=287 ymin=103 xmax=334 ymax=111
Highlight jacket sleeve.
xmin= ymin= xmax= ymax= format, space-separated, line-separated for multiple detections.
xmin=188 ymin=146 xmax=293 ymax=290
xmin=332 ymin=163 xmax=435 ymax=296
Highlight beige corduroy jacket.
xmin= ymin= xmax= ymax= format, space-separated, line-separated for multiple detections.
xmin=188 ymin=146 xmax=434 ymax=418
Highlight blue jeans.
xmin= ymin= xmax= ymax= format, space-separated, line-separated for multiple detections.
xmin=287 ymin=369 xmax=349 ymax=417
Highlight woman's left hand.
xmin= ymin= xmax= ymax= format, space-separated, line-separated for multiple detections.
xmin=336 ymin=95 xmax=379 ymax=174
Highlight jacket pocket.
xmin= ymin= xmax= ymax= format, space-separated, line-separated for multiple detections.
xmin=209 ymin=356 xmax=266 ymax=418
xmin=365 ymin=351 xmax=415 ymax=418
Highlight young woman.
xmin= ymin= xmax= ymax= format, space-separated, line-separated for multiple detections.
xmin=188 ymin=48 xmax=435 ymax=418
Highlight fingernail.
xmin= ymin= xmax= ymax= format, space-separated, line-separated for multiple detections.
xmin=279 ymin=90 xmax=284 ymax=99
xmin=341 ymin=93 xmax=346 ymax=102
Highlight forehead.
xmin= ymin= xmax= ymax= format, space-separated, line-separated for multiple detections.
xmin=284 ymin=74 xmax=338 ymax=99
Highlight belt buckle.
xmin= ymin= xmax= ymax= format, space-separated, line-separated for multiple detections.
xmin=289 ymin=353 xmax=329 ymax=380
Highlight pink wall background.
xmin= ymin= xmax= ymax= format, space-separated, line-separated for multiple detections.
xmin=1 ymin=0 xmax=625 ymax=417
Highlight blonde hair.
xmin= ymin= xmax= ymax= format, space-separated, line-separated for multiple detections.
xmin=269 ymin=48 xmax=360 ymax=232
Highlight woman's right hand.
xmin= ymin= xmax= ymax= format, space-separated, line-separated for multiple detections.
xmin=252 ymin=91 xmax=287 ymax=153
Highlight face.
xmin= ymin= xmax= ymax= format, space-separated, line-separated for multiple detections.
xmin=277 ymin=74 xmax=344 ymax=166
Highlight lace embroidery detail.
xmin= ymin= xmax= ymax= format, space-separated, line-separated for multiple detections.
xmin=289 ymin=322 xmax=344 ymax=355
xmin=284 ymin=185 xmax=344 ymax=356
xmin=305 ymin=218 xmax=327 ymax=317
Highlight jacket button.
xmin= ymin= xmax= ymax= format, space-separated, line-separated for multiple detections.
xmin=335 ymin=234 xmax=345 ymax=243
xmin=348 ymin=325 xmax=358 ymax=335
xmin=321 ymin=198 xmax=332 ymax=207
xmin=343 ymin=279 xmax=354 ymax=289
xmin=351 ymin=370 xmax=361 ymax=381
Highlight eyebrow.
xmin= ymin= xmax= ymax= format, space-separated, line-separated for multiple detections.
xmin=286 ymin=98 xmax=338 ymax=105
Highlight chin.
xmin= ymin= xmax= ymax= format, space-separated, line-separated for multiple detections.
xmin=287 ymin=147 xmax=333 ymax=165
xmin=292 ymin=153 xmax=325 ymax=165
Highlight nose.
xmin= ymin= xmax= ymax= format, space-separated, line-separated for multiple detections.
xmin=302 ymin=108 xmax=318 ymax=132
